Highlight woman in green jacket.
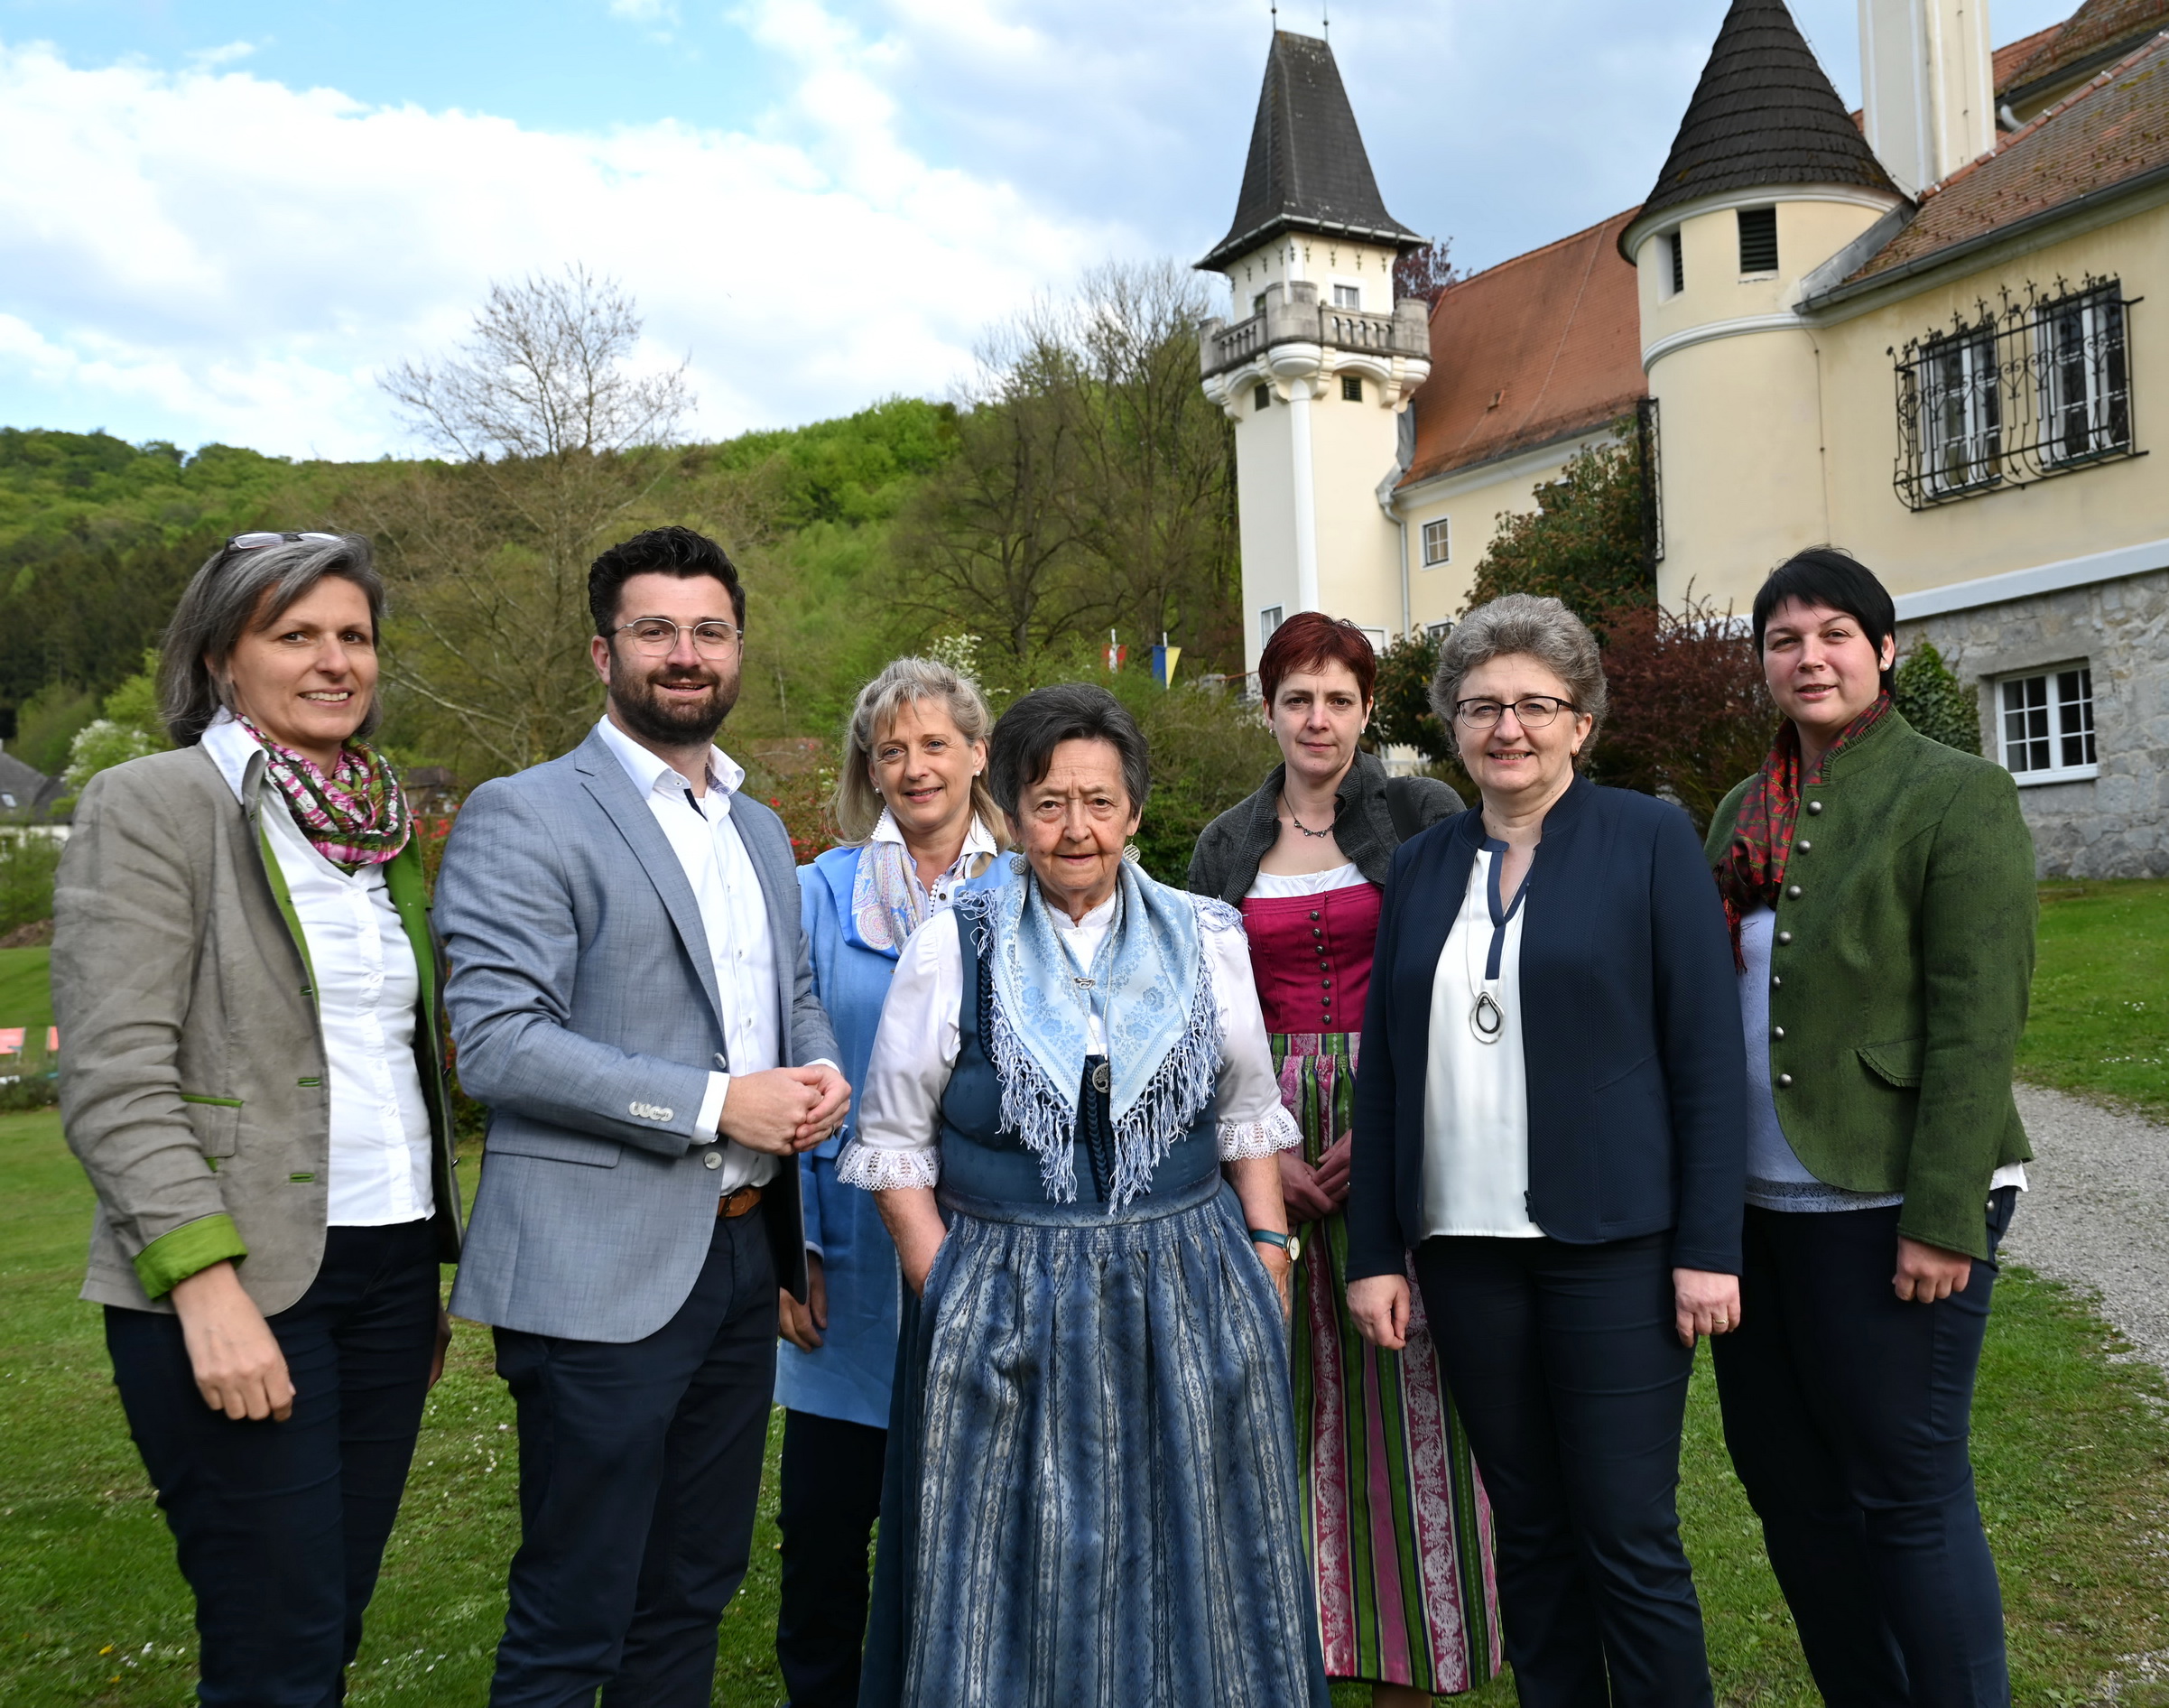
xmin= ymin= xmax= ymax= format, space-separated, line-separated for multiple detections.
xmin=1706 ymin=548 xmax=2034 ymax=1708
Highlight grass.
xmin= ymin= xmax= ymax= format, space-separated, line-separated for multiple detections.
xmin=2 ymin=1111 xmax=2166 ymax=1705
xmin=2019 ymin=878 xmax=2169 ymax=1119
xmin=0 ymin=946 xmax=51 ymax=1033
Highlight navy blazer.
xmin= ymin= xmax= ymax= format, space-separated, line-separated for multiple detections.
xmin=1348 ymin=776 xmax=1746 ymax=1281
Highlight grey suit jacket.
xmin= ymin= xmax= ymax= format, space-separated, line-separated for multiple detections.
xmin=440 ymin=725 xmax=839 ymax=1342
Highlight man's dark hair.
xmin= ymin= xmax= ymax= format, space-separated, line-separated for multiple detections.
xmin=588 ymin=525 xmax=746 ymax=637
xmin=1752 ymin=547 xmax=1897 ymax=690
xmin=988 ymin=683 xmax=1152 ymax=819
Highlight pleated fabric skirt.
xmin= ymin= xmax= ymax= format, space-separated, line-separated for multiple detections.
xmin=1276 ymin=1030 xmax=1505 ymax=1692
xmin=862 ymin=1166 xmax=1331 ymax=1708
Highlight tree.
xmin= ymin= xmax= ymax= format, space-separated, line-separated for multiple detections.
xmin=1372 ymin=630 xmax=1451 ymax=762
xmin=1592 ymin=598 xmax=1775 ymax=831
xmin=1393 ymin=239 xmax=1461 ymax=307
xmin=1893 ymin=639 xmax=1981 ymax=753
xmin=366 ymin=267 xmax=700 ymax=777
xmin=1464 ymin=430 xmax=1653 ymax=633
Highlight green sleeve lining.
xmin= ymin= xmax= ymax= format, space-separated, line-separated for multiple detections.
xmin=133 ymin=1215 xmax=250 ymax=1301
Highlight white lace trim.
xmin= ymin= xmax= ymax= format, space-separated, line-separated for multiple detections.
xmin=1218 ymin=1102 xmax=1302 ymax=1160
xmin=835 ymin=1138 xmax=942 ymax=1192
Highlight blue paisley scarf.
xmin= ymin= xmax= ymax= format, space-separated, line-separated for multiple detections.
xmin=850 ymin=810 xmax=998 ymax=953
xmin=958 ymin=859 xmax=1227 ymax=1208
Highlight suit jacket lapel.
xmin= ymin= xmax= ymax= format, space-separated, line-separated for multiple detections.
xmin=1404 ymin=815 xmax=1480 ymax=1055
xmin=572 ymin=729 xmax=728 ymax=1038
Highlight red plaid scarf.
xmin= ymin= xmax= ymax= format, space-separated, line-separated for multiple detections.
xmin=1717 ymin=693 xmax=1891 ymax=962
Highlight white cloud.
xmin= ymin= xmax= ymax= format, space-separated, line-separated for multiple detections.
xmin=0 ymin=32 xmax=1130 ymax=458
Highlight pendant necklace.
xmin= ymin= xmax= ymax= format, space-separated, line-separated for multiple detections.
xmin=1464 ymin=852 xmax=1510 ymax=1045
xmin=1282 ymin=793 xmax=1335 ymax=840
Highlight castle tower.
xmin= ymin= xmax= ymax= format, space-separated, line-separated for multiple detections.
xmin=1196 ymin=30 xmax=1432 ymax=673
xmin=1619 ymin=0 xmax=1907 ymax=613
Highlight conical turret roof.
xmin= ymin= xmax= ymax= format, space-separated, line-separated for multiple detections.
xmin=1626 ymin=0 xmax=1898 ymax=252
xmin=1198 ymin=31 xmax=1421 ymax=273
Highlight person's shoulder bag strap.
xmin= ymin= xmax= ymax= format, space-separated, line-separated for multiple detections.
xmin=1383 ymin=774 xmax=1424 ymax=846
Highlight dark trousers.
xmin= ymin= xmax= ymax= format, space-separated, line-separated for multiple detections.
xmin=1713 ymin=1191 xmax=2017 ymax=1708
xmin=774 ymin=1409 xmax=885 ymax=1707
xmin=105 ymin=1219 xmax=441 ymax=1708
xmin=488 ymin=1208 xmax=777 ymax=1708
xmin=1414 ymin=1232 xmax=1711 ymax=1708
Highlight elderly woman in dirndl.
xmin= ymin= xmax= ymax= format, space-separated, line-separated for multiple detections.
xmin=841 ymin=682 xmax=1331 ymax=1708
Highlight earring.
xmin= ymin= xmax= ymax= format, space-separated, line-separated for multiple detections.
xmin=1122 ymin=843 xmax=1142 ymax=864
xmin=1008 ymin=851 xmax=1031 ymax=875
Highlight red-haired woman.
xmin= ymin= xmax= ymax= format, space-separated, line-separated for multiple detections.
xmin=1190 ymin=613 xmax=1500 ymax=1704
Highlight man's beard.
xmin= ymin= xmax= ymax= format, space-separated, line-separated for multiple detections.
xmin=609 ymin=654 xmax=740 ymax=747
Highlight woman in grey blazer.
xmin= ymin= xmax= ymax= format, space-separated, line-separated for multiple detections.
xmin=52 ymin=533 xmax=462 ymax=1705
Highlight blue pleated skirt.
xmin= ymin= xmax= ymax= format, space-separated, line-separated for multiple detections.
xmin=859 ymin=1167 xmax=1331 ymax=1708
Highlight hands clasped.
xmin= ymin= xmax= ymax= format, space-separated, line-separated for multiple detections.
xmin=717 ymin=1064 xmax=851 ymax=1156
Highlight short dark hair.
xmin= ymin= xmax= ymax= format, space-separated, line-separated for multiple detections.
xmin=588 ymin=525 xmax=746 ymax=638
xmin=1753 ymin=548 xmax=1897 ymax=689
xmin=1258 ymin=610 xmax=1378 ymax=706
xmin=987 ymin=683 xmax=1151 ymax=820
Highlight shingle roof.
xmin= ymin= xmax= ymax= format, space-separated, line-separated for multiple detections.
xmin=1198 ymin=31 xmax=1420 ymax=273
xmin=2002 ymin=0 xmax=2169 ymax=107
xmin=1840 ymin=30 xmax=2169 ymax=288
xmin=1400 ymin=209 xmax=1647 ymax=490
xmin=1995 ymin=23 xmax=2067 ymax=94
xmin=1628 ymin=0 xmax=1898 ymax=249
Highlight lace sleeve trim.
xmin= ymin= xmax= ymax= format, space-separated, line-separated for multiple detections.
xmin=1218 ymin=1102 xmax=1302 ymax=1160
xmin=835 ymin=1138 xmax=942 ymax=1192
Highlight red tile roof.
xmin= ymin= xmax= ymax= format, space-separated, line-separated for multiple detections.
xmin=2002 ymin=0 xmax=2169 ymax=99
xmin=1996 ymin=23 xmax=2066 ymax=93
xmin=1400 ymin=209 xmax=1646 ymax=488
xmin=1846 ymin=30 xmax=2169 ymax=283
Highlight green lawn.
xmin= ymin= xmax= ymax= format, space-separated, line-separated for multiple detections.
xmin=3 ymin=1110 xmax=2166 ymax=1705
xmin=0 ymin=945 xmax=51 ymax=1033
xmin=2019 ymin=878 xmax=2169 ymax=1119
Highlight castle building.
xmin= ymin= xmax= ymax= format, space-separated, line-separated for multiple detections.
xmin=1200 ymin=0 xmax=2169 ymax=877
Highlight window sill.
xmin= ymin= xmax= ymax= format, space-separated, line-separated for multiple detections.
xmin=2008 ymin=764 xmax=2099 ymax=787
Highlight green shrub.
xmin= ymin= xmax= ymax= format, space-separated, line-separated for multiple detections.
xmin=0 ymin=833 xmax=61 ymax=934
xmin=1893 ymin=639 xmax=1981 ymax=754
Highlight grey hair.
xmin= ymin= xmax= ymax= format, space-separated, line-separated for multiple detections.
xmin=832 ymin=655 xmax=1004 ymax=846
xmin=158 ymin=534 xmax=386 ymax=747
xmin=1430 ymin=593 xmax=1608 ymax=758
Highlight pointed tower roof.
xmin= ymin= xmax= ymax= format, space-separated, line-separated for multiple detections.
xmin=1624 ymin=0 xmax=1898 ymax=254
xmin=1198 ymin=31 xmax=1422 ymax=273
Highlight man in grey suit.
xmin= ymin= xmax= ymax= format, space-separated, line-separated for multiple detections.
xmin=438 ymin=524 xmax=847 ymax=1707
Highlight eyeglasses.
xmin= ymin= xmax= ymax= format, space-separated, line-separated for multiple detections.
xmin=1453 ymin=695 xmax=1579 ymax=729
xmin=612 ymin=617 xmax=743 ymax=657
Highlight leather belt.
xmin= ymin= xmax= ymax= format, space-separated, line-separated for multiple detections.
xmin=718 ymin=1184 xmax=765 ymax=1220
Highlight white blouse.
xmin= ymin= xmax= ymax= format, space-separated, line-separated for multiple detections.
xmin=1247 ymin=860 xmax=1366 ymax=898
xmin=839 ymin=891 xmax=1302 ymax=1191
xmin=1420 ymin=843 xmax=1543 ymax=1239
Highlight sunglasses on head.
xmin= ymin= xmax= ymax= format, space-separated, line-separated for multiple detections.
xmin=217 ymin=531 xmax=345 ymax=565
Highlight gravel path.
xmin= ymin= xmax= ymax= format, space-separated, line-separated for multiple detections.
xmin=2005 ymin=1082 xmax=2169 ymax=1372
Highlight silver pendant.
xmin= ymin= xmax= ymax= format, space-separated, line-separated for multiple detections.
xmin=1091 ymin=1061 xmax=1112 ymax=1093
xmin=1469 ymin=990 xmax=1505 ymax=1044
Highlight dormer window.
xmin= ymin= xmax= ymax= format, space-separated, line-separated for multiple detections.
xmin=1738 ymin=207 xmax=1778 ymax=274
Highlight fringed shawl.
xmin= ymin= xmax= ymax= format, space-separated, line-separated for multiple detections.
xmin=956 ymin=861 xmax=1225 ymax=1209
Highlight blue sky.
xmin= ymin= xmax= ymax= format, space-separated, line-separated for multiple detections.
xmin=0 ymin=0 xmax=2079 ymax=459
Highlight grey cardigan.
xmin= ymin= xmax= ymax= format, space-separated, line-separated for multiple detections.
xmin=1187 ymin=748 xmax=1463 ymax=904
xmin=52 ymin=745 xmax=462 ymax=1315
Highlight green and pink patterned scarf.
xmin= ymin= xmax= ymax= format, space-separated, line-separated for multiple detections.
xmin=237 ymin=714 xmax=411 ymax=873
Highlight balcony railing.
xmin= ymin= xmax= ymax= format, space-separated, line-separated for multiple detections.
xmin=1201 ymin=294 xmax=1427 ymax=378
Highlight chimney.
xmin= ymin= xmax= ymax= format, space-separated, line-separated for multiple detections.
xmin=1858 ymin=0 xmax=1996 ymax=195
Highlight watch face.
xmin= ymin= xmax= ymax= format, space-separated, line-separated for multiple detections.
xmin=1288 ymin=1235 xmax=1302 ymax=1263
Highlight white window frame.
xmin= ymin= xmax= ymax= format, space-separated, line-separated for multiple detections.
xmin=1358 ymin=626 xmax=1389 ymax=655
xmin=1921 ymin=328 xmax=2000 ymax=497
xmin=1259 ymin=606 xmax=1284 ymax=650
xmin=1996 ymin=664 xmax=2099 ymax=784
xmin=1331 ymin=283 xmax=1362 ymax=311
xmin=2038 ymin=290 xmax=2131 ymax=468
xmin=1421 ymin=517 xmax=1451 ymax=566
xmin=1425 ymin=621 xmax=1454 ymax=645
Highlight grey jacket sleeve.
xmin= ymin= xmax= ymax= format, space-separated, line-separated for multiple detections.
xmin=786 ymin=892 xmax=840 ymax=1072
xmin=437 ymin=779 xmax=712 ymax=1158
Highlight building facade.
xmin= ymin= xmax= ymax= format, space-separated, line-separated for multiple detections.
xmin=1200 ymin=0 xmax=2169 ymax=877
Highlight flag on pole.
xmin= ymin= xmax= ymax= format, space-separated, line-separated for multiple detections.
xmin=1151 ymin=634 xmax=1182 ymax=688
xmin=1104 ymin=629 xmax=1127 ymax=673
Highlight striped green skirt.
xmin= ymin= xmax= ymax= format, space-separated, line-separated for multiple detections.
xmin=1275 ymin=1030 xmax=1504 ymax=1692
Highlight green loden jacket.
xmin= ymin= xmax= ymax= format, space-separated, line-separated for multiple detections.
xmin=1703 ymin=710 xmax=2036 ymax=1260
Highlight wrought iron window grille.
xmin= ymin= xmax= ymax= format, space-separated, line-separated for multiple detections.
xmin=1892 ymin=276 xmax=2141 ymax=510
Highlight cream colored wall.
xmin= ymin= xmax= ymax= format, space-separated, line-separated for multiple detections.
xmin=1232 ymin=384 xmax=1302 ymax=672
xmin=1637 ymin=196 xmax=1894 ymax=352
xmin=1307 ymin=379 xmax=1407 ymax=638
xmin=1224 ymin=237 xmax=1401 ymax=320
xmin=1396 ymin=439 xmax=1607 ymax=628
xmin=1809 ymin=200 xmax=2169 ymax=600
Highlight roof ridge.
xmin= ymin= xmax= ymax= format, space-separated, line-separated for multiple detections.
xmin=1442 ymin=208 xmax=1638 ymax=295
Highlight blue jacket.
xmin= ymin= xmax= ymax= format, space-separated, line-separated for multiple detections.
xmin=1348 ymin=777 xmax=1747 ymax=1282
xmin=776 ymin=842 xmax=1006 ymax=1428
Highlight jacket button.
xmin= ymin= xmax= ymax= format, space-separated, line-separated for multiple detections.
xmin=702 ymin=1150 xmax=723 ymax=1170
xmin=1806 ymin=801 xmax=1823 ymax=815
xmin=1786 ymin=884 xmax=1803 ymax=898
xmin=1797 ymin=840 xmax=1812 ymax=853
xmin=1771 ymin=974 xmax=1782 ymax=988
xmin=1775 ymin=931 xmax=1793 ymax=945
xmin=1776 ymin=1072 xmax=1794 ymax=1089
xmin=1771 ymin=1026 xmax=1785 ymax=1040
xmin=1309 ymin=910 xmax=1321 ymax=921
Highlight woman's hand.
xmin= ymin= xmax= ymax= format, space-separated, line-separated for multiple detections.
xmin=1253 ymin=1240 xmax=1294 ymax=1319
xmin=428 ymin=1306 xmax=452 ymax=1389
xmin=1278 ymin=1149 xmax=1335 ymax=1224
xmin=874 ymin=1186 xmax=948 ymax=1299
xmin=1673 ymin=1267 xmax=1742 ymax=1346
xmin=1894 ymin=1236 xmax=1973 ymax=1303
xmin=1312 ymin=1133 xmax=1354 ymax=1208
xmin=779 ymin=1253 xmax=829 ymax=1350
xmin=1348 ymin=1274 xmax=1410 ymax=1351
xmin=169 ymin=1261 xmax=294 ymax=1421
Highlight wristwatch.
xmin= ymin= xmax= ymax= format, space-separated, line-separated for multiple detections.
xmin=1249 ymin=1228 xmax=1301 ymax=1262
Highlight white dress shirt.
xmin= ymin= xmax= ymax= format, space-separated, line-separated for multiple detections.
xmin=1420 ymin=843 xmax=1543 ymax=1239
xmin=594 ymin=716 xmax=786 ymax=1193
xmin=839 ymin=890 xmax=1301 ymax=1191
xmin=201 ymin=714 xmax=433 ymax=1227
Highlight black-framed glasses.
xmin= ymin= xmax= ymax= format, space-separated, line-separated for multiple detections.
xmin=613 ymin=617 xmax=743 ymax=657
xmin=1453 ymin=694 xmax=1579 ymax=729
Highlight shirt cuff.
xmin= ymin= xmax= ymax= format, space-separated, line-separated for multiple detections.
xmin=696 ymin=1071 xmax=729 ymax=1139
xmin=133 ymin=1214 xmax=251 ymax=1301
xmin=1218 ymin=1104 xmax=1303 ymax=1160
xmin=836 ymin=1137 xmax=941 ymax=1191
